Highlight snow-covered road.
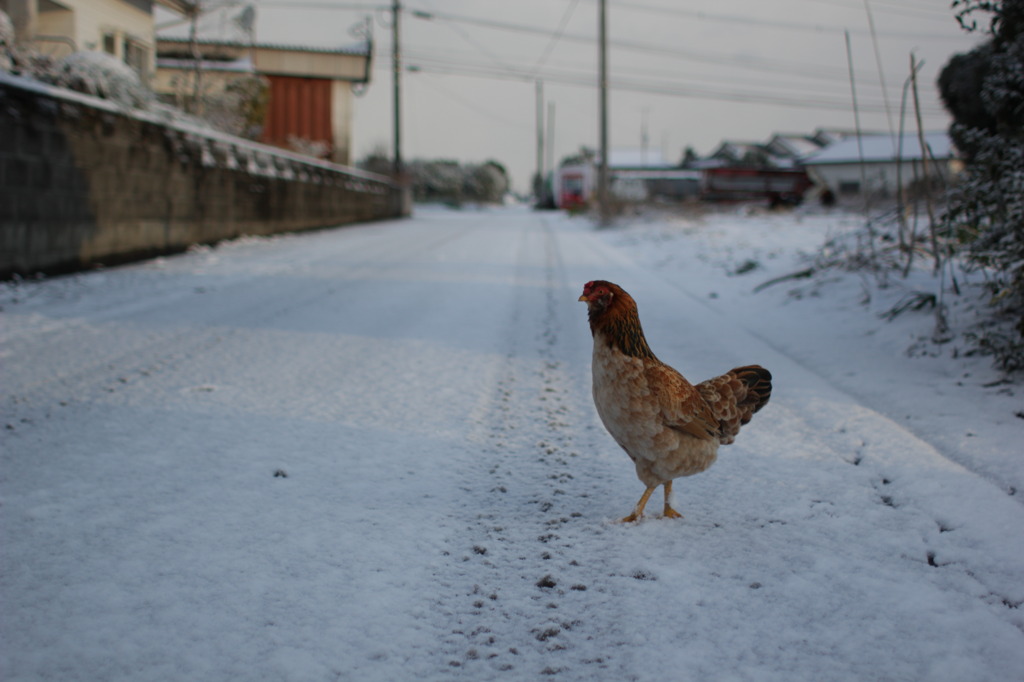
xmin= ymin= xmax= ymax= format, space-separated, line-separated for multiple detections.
xmin=2 ymin=206 xmax=1022 ymax=681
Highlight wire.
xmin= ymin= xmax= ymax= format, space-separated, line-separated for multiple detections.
xmin=803 ymin=0 xmax=954 ymax=19
xmin=603 ymin=0 xmax=960 ymax=40
xmin=415 ymin=0 xmax=518 ymax=72
xmin=530 ymin=0 xmax=581 ymax=76
xmin=418 ymin=9 xmax=870 ymax=84
xmin=193 ymin=1 xmax=955 ymax=122
xmin=415 ymin=73 xmax=533 ymax=131
xmin=392 ymin=54 xmax=950 ymax=117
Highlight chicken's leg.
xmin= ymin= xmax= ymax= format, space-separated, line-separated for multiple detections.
xmin=662 ymin=481 xmax=683 ymax=519
xmin=621 ymin=485 xmax=657 ymax=523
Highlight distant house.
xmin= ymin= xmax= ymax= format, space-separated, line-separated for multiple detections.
xmin=154 ymin=37 xmax=370 ymax=165
xmin=800 ymin=132 xmax=958 ymax=199
xmin=700 ymin=167 xmax=813 ymax=204
xmin=605 ymin=149 xmax=700 ymax=203
xmin=2 ymin=0 xmax=193 ymax=78
xmin=696 ymin=141 xmax=772 ymax=169
xmin=691 ymin=138 xmax=815 ymax=203
xmin=553 ymin=149 xmax=699 ymax=209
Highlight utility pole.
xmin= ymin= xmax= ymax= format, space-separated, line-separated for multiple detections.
xmin=597 ymin=0 xmax=609 ymax=225
xmin=392 ymin=0 xmax=402 ymax=178
xmin=546 ymin=101 xmax=556 ymax=184
xmin=535 ymin=80 xmax=544 ymax=199
xmin=863 ymin=0 xmax=895 ymax=146
xmin=641 ymin=107 xmax=649 ymax=166
xmin=911 ymin=52 xmax=939 ymax=274
xmin=845 ymin=30 xmax=868 ymax=217
xmin=188 ymin=2 xmax=203 ymax=115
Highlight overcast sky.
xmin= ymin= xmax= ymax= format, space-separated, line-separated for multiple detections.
xmin=164 ymin=0 xmax=983 ymax=192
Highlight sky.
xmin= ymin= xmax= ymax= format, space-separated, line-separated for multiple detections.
xmin=160 ymin=0 xmax=984 ymax=192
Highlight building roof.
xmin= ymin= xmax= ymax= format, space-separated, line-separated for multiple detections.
xmin=156 ymin=37 xmax=371 ymax=81
xmin=155 ymin=0 xmax=197 ymax=14
xmin=768 ymin=134 xmax=823 ymax=158
xmin=156 ymin=56 xmax=255 ymax=73
xmin=709 ymin=141 xmax=763 ymax=159
xmin=801 ymin=132 xmax=954 ymax=165
xmin=156 ymin=36 xmax=369 ymax=57
xmin=607 ymin=148 xmax=674 ymax=169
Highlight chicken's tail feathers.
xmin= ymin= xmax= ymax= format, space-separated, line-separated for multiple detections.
xmin=729 ymin=365 xmax=772 ymax=415
xmin=696 ymin=365 xmax=772 ymax=444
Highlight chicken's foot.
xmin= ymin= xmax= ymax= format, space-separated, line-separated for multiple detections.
xmin=662 ymin=481 xmax=683 ymax=519
xmin=620 ymin=485 xmax=657 ymax=523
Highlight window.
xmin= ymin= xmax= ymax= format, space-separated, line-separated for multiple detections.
xmin=124 ymin=39 xmax=149 ymax=80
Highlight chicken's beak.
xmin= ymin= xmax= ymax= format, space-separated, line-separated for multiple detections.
xmin=578 ymin=294 xmax=588 ymax=302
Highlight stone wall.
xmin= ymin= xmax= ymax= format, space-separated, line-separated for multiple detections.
xmin=0 ymin=73 xmax=406 ymax=278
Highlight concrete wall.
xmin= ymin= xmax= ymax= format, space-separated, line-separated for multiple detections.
xmin=0 ymin=73 xmax=406 ymax=278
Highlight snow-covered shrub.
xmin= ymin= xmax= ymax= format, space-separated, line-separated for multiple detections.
xmin=401 ymin=158 xmax=509 ymax=205
xmin=356 ymin=148 xmax=393 ymax=177
xmin=940 ymin=0 xmax=1024 ymax=371
xmin=462 ymin=161 xmax=510 ymax=204
xmin=0 ymin=9 xmax=14 ymax=49
xmin=0 ymin=10 xmax=13 ymax=72
xmin=410 ymin=159 xmax=465 ymax=205
xmin=286 ymin=135 xmax=331 ymax=160
xmin=222 ymin=74 xmax=269 ymax=139
xmin=52 ymin=52 xmax=152 ymax=109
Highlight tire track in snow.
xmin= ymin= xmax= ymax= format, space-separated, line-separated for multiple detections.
xmin=424 ymin=216 xmax=639 ymax=678
xmin=2 ymin=220 xmax=476 ymax=430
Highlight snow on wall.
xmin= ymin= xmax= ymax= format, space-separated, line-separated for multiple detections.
xmin=0 ymin=69 xmax=392 ymax=187
xmin=1 ymin=71 xmax=405 ymax=277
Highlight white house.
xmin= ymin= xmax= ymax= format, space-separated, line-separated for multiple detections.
xmin=2 ymin=0 xmax=193 ymax=80
xmin=800 ymin=132 xmax=958 ymax=199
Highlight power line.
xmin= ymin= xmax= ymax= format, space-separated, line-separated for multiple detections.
xmin=400 ymin=35 xmax=946 ymax=112
xmin=245 ymin=4 xmax=960 ymax=93
xmin=413 ymin=10 xmax=874 ymax=84
xmin=603 ymin=0 xmax=960 ymax=41
xmin=234 ymin=2 xmax=954 ymax=120
xmin=414 ymin=0 xmax=519 ymax=73
xmin=803 ymin=0 xmax=955 ymax=20
xmin=412 ymin=73 xmax=533 ymax=131
xmin=530 ymin=0 xmax=582 ymax=75
xmin=393 ymin=54 xmax=949 ymax=118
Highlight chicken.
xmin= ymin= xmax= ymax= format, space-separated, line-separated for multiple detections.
xmin=578 ymin=280 xmax=772 ymax=522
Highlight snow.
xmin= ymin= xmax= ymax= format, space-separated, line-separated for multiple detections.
xmin=2 ymin=205 xmax=1022 ymax=681
xmin=0 ymin=10 xmax=14 ymax=49
xmin=0 ymin=70 xmax=393 ymax=187
xmin=801 ymin=132 xmax=954 ymax=164
xmin=607 ymin=149 xmax=675 ymax=169
xmin=52 ymin=51 xmax=154 ymax=109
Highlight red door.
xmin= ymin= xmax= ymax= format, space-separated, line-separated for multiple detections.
xmin=262 ymin=75 xmax=333 ymax=157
